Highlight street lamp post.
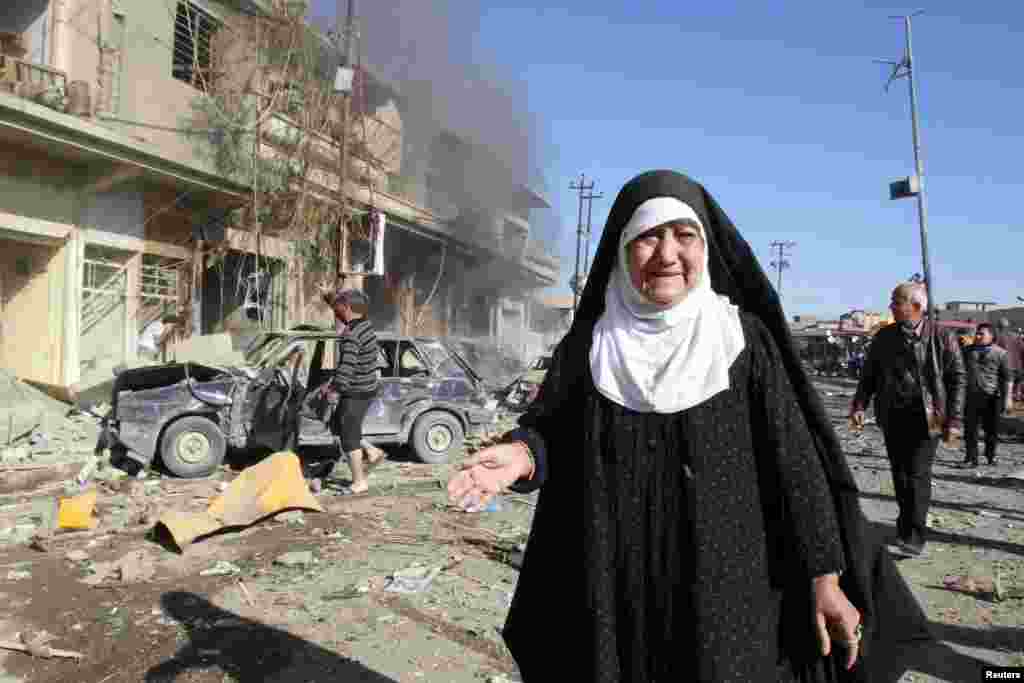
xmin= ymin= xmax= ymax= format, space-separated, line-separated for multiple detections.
xmin=879 ymin=10 xmax=936 ymax=319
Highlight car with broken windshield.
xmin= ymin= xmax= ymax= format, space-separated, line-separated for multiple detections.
xmin=97 ymin=330 xmax=498 ymax=478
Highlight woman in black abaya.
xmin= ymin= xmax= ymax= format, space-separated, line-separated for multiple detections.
xmin=449 ymin=170 xmax=895 ymax=682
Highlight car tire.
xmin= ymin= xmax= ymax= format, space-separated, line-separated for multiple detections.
xmin=410 ymin=411 xmax=464 ymax=465
xmin=160 ymin=416 xmax=227 ymax=478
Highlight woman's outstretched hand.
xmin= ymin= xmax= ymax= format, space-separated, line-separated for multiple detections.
xmin=813 ymin=573 xmax=863 ymax=671
xmin=447 ymin=443 xmax=533 ymax=511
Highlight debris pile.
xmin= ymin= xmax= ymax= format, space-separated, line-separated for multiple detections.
xmin=0 ymin=369 xmax=104 ymax=467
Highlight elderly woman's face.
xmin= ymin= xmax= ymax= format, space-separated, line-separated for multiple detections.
xmin=627 ymin=221 xmax=704 ymax=306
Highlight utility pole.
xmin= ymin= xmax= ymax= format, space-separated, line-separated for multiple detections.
xmin=569 ymin=173 xmax=594 ymax=311
xmin=877 ymin=10 xmax=935 ymax=319
xmin=769 ymin=240 xmax=796 ymax=294
xmin=335 ymin=0 xmax=356 ymax=281
xmin=581 ymin=188 xmax=603 ymax=277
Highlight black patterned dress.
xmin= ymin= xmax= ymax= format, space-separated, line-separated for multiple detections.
xmin=502 ymin=314 xmax=847 ymax=682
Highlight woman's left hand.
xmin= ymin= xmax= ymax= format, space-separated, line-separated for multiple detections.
xmin=812 ymin=573 xmax=862 ymax=671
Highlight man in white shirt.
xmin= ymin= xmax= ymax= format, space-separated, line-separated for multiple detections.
xmin=138 ymin=319 xmax=165 ymax=362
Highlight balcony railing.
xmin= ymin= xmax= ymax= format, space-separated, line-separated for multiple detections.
xmin=0 ymin=54 xmax=67 ymax=104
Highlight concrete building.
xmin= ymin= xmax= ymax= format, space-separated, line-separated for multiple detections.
xmin=0 ymin=0 xmax=560 ymax=391
xmin=0 ymin=0 xmax=274 ymax=392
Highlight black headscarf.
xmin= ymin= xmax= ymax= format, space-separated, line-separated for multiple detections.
xmin=504 ymin=170 xmax=929 ymax=682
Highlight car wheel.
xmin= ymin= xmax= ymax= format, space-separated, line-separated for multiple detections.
xmin=160 ymin=416 xmax=226 ymax=478
xmin=410 ymin=411 xmax=464 ymax=465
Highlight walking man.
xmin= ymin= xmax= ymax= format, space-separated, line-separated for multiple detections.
xmin=962 ymin=322 xmax=1013 ymax=467
xmin=995 ymin=318 xmax=1024 ymax=405
xmin=315 ymin=287 xmax=386 ymax=494
xmin=850 ymin=282 xmax=966 ymax=556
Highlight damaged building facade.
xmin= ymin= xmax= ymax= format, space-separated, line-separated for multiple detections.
xmin=0 ymin=0 xmax=560 ymax=396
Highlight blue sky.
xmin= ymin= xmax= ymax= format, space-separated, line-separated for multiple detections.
xmin=483 ymin=1 xmax=1024 ymax=318
xmin=317 ymin=1 xmax=1024 ymax=318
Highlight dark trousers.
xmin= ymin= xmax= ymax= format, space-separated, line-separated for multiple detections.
xmin=328 ymin=394 xmax=375 ymax=453
xmin=964 ymin=392 xmax=1001 ymax=463
xmin=882 ymin=413 xmax=938 ymax=547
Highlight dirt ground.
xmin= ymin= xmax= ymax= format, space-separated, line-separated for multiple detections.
xmin=2 ymin=380 xmax=1024 ymax=682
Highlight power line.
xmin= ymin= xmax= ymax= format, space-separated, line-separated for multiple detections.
xmin=769 ymin=240 xmax=796 ymax=295
xmin=569 ymin=173 xmax=595 ymax=311
xmin=581 ymin=188 xmax=603 ymax=277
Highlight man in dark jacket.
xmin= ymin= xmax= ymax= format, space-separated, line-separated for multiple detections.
xmin=962 ymin=322 xmax=1013 ymax=467
xmin=850 ymin=282 xmax=966 ymax=556
xmin=995 ymin=318 xmax=1024 ymax=404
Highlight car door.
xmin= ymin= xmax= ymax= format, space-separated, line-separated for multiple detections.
xmin=297 ymin=339 xmax=333 ymax=444
xmin=364 ymin=339 xmax=400 ymax=435
xmin=243 ymin=365 xmax=292 ymax=451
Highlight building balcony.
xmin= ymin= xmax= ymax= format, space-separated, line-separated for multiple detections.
xmin=0 ymin=54 xmax=67 ymax=112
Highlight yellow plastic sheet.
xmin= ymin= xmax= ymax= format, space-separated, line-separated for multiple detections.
xmin=57 ymin=489 xmax=98 ymax=530
xmin=156 ymin=451 xmax=323 ymax=549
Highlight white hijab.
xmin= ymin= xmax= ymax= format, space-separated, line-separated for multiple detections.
xmin=589 ymin=197 xmax=746 ymax=414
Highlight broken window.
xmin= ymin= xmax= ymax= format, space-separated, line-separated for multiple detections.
xmin=172 ymin=0 xmax=218 ymax=88
xmin=377 ymin=340 xmax=397 ymax=378
xmin=202 ymin=251 xmax=287 ymax=334
xmin=397 ymin=341 xmax=427 ymax=378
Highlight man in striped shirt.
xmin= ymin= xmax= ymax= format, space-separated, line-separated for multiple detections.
xmin=317 ymin=287 xmax=386 ymax=494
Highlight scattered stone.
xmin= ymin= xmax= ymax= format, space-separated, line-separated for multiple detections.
xmin=28 ymin=430 xmax=50 ymax=449
xmin=0 ymin=445 xmax=29 ymax=463
xmin=76 ymin=454 xmax=100 ymax=486
xmin=28 ymin=532 xmax=50 ymax=552
xmin=384 ymin=565 xmax=442 ymax=594
xmin=199 ymin=561 xmax=242 ymax=577
xmin=97 ymin=466 xmax=128 ymax=482
xmin=274 ymin=551 xmax=315 ymax=568
xmin=115 ymin=550 xmax=156 ymax=583
xmin=65 ymin=550 xmax=89 ymax=563
xmin=276 ymin=510 xmax=306 ymax=526
xmin=136 ymin=502 xmax=159 ymax=526
xmin=6 ymin=570 xmax=31 ymax=581
xmin=11 ymin=524 xmax=37 ymax=544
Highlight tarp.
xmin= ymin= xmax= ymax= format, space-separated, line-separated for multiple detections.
xmin=156 ymin=451 xmax=323 ymax=550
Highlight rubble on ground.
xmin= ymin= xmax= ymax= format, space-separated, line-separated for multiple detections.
xmin=0 ymin=369 xmax=103 ymax=471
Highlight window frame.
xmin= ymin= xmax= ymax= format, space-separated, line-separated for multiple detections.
xmin=171 ymin=0 xmax=220 ymax=89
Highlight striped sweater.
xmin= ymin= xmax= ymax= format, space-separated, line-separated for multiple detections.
xmin=330 ymin=317 xmax=381 ymax=397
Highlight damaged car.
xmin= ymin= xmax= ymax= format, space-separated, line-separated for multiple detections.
xmin=502 ymin=352 xmax=553 ymax=409
xmin=97 ymin=330 xmax=499 ymax=478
